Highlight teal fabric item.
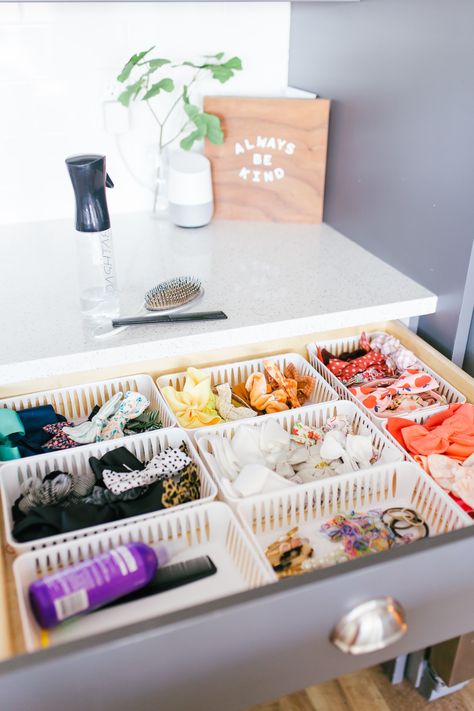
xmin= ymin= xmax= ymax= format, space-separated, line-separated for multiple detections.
xmin=0 ymin=409 xmax=25 ymax=461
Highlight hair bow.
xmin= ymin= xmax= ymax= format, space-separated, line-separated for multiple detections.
xmin=99 ymin=391 xmax=150 ymax=440
xmin=102 ymin=446 xmax=191 ymax=494
xmin=1 ymin=405 xmax=67 ymax=461
xmin=63 ymin=392 xmax=124 ymax=444
xmin=349 ymin=369 xmax=440 ymax=415
xmin=369 ymin=333 xmax=418 ymax=372
xmin=387 ymin=404 xmax=474 ymax=460
xmin=215 ymin=383 xmax=257 ymax=422
xmin=161 ymin=367 xmax=222 ymax=429
xmin=0 ymin=409 xmax=24 ymax=461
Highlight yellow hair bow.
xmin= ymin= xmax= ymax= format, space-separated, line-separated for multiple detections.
xmin=162 ymin=367 xmax=222 ymax=429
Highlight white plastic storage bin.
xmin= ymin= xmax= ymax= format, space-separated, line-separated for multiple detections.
xmin=156 ymin=353 xmax=339 ymax=432
xmin=2 ymin=428 xmax=217 ymax=555
xmin=237 ymin=462 xmax=473 ymax=578
xmin=195 ymin=401 xmax=404 ymax=508
xmin=0 ymin=374 xmax=178 ymax=462
xmin=307 ymin=332 xmax=466 ymax=427
xmin=13 ymin=501 xmax=274 ymax=652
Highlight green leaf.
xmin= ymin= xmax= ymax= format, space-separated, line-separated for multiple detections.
xmin=208 ymin=57 xmax=243 ymax=83
xmin=142 ymin=78 xmax=175 ymax=101
xmin=117 ymin=46 xmax=155 ymax=82
xmin=181 ymin=105 xmax=223 ymax=148
xmin=183 ymin=103 xmax=207 ymax=136
xmin=184 ymin=102 xmax=201 ymax=122
xmin=180 ymin=130 xmax=204 ymax=151
xmin=147 ymin=58 xmax=171 ymax=71
xmin=204 ymin=112 xmax=224 ymax=144
xmin=224 ymin=57 xmax=242 ymax=70
xmin=117 ymin=78 xmax=145 ymax=107
xmin=203 ymin=52 xmax=225 ymax=60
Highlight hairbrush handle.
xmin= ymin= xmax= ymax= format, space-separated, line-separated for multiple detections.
xmin=112 ymin=311 xmax=227 ymax=327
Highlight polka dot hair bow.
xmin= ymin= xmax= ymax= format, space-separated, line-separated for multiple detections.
xmin=323 ymin=350 xmax=390 ymax=382
xmin=102 ymin=446 xmax=192 ymax=494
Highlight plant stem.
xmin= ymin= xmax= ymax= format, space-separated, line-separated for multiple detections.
xmin=146 ymin=97 xmax=162 ymax=127
xmin=159 ymin=67 xmax=202 ymax=148
xmin=161 ymin=121 xmax=192 ymax=149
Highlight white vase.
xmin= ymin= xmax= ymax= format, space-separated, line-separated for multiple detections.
xmin=151 ymin=145 xmax=169 ymax=219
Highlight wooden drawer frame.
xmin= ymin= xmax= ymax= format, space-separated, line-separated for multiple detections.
xmin=1 ymin=320 xmax=473 ymax=710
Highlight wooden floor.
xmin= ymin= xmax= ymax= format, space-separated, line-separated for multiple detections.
xmin=248 ymin=666 xmax=474 ymax=711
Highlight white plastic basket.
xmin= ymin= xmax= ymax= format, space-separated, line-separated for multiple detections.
xmin=2 ymin=428 xmax=217 ymax=554
xmin=237 ymin=462 xmax=473 ymax=578
xmin=0 ymin=374 xmax=178 ymax=463
xmin=307 ymin=332 xmax=466 ymax=427
xmin=13 ymin=501 xmax=274 ymax=652
xmin=195 ymin=401 xmax=404 ymax=508
xmin=156 ymin=353 xmax=339 ymax=432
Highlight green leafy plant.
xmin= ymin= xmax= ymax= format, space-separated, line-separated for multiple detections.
xmin=117 ymin=47 xmax=242 ymax=151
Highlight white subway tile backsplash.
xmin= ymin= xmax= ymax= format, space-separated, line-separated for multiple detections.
xmin=0 ymin=2 xmax=290 ymax=225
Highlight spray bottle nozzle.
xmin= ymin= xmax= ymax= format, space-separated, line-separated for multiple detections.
xmin=65 ymin=154 xmax=113 ymax=233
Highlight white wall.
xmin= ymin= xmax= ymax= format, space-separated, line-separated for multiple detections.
xmin=0 ymin=2 xmax=290 ymax=225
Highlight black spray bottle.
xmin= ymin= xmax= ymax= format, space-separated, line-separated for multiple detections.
xmin=66 ymin=154 xmax=119 ymax=323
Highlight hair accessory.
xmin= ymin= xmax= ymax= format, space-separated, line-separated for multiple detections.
xmin=102 ymin=446 xmax=192 ymax=494
xmin=265 ymin=527 xmax=314 ymax=578
xmin=99 ymin=391 xmax=150 ymax=440
xmin=112 ymin=310 xmax=227 ymax=327
xmin=245 ymin=372 xmax=288 ymax=414
xmin=381 ymin=507 xmax=429 ymax=540
xmin=18 ymin=466 xmax=96 ymax=515
xmin=42 ymin=422 xmax=80 ymax=451
xmin=349 ymin=369 xmax=443 ymax=415
xmin=63 ymin=393 xmax=124 ymax=444
xmin=214 ymin=383 xmax=257 ymax=422
xmin=99 ymin=276 xmax=204 ymax=335
xmin=369 ymin=333 xmax=418 ymax=372
xmin=301 ymin=545 xmax=348 ymax=571
xmin=145 ymin=276 xmax=202 ymax=312
xmin=0 ymin=409 xmax=25 ymax=461
xmin=321 ymin=510 xmax=397 ymax=558
xmin=161 ymin=367 xmax=222 ymax=429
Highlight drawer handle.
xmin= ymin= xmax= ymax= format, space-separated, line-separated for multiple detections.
xmin=330 ymin=597 xmax=407 ymax=655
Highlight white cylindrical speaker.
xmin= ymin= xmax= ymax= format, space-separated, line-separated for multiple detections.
xmin=167 ymin=151 xmax=214 ymax=228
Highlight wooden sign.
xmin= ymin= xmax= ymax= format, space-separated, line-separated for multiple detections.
xmin=204 ymin=96 xmax=330 ymax=224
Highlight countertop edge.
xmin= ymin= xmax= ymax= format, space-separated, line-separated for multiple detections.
xmin=0 ymin=294 xmax=437 ymax=386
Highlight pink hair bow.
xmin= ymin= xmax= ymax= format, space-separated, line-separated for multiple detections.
xmin=349 ymin=369 xmax=440 ymax=415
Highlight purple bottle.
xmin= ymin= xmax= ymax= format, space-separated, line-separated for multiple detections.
xmin=29 ymin=542 xmax=158 ymax=629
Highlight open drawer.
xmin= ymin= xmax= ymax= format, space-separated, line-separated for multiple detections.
xmin=1 ymin=320 xmax=474 ymax=711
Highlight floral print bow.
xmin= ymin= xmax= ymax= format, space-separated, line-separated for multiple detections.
xmin=100 ymin=391 xmax=150 ymax=440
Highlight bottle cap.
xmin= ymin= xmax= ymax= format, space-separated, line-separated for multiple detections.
xmin=65 ymin=154 xmax=114 ymax=233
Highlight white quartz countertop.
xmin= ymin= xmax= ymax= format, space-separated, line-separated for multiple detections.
xmin=0 ymin=215 xmax=436 ymax=385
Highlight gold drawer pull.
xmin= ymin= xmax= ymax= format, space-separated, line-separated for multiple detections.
xmin=330 ymin=597 xmax=407 ymax=655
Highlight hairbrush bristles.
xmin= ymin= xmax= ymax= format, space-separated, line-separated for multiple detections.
xmin=144 ymin=276 xmax=202 ymax=312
